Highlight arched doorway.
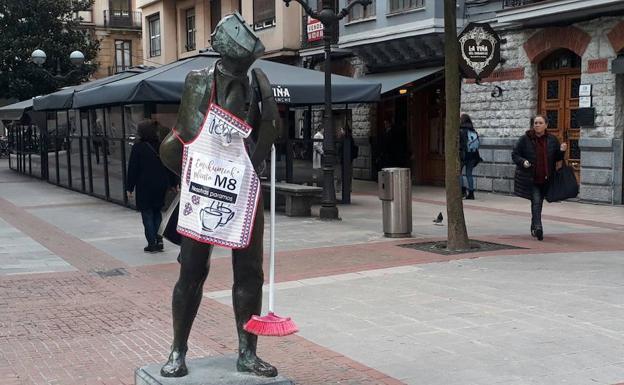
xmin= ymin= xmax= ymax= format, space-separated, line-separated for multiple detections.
xmin=538 ymin=49 xmax=582 ymax=180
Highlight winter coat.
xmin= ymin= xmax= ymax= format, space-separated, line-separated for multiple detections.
xmin=511 ymin=130 xmax=564 ymax=200
xmin=126 ymin=141 xmax=177 ymax=210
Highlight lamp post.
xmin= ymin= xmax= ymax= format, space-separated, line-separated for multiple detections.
xmin=31 ymin=49 xmax=85 ymax=84
xmin=283 ymin=0 xmax=371 ymax=220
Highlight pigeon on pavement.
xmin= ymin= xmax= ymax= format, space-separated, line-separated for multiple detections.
xmin=433 ymin=212 xmax=443 ymax=225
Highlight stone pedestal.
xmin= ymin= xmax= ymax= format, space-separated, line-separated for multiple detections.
xmin=135 ymin=355 xmax=294 ymax=385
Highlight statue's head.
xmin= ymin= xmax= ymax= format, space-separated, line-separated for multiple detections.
xmin=211 ymin=12 xmax=265 ymax=67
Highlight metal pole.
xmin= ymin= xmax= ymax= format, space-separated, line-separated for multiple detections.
xmin=66 ymin=111 xmax=72 ymax=189
xmin=319 ymin=13 xmax=338 ymax=219
xmin=78 ymin=111 xmax=86 ymax=192
xmin=319 ymin=2 xmax=339 ymax=219
xmin=282 ymin=0 xmax=370 ymax=218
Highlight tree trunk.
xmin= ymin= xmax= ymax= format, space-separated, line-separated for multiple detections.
xmin=444 ymin=0 xmax=470 ymax=250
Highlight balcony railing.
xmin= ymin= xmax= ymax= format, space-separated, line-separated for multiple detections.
xmin=103 ymin=10 xmax=141 ymax=29
xmin=502 ymin=0 xmax=547 ymax=8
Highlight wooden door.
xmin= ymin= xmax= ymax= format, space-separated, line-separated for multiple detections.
xmin=539 ymin=72 xmax=581 ymax=181
xmin=411 ymin=83 xmax=445 ymax=186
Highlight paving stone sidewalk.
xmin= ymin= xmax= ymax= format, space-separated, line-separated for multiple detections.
xmin=1 ymin=159 xmax=624 ymax=385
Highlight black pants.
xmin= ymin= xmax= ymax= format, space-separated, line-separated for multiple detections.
xmin=141 ymin=207 xmax=162 ymax=246
xmin=531 ymin=184 xmax=547 ymax=229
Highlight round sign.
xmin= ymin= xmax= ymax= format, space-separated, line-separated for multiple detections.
xmin=458 ymin=22 xmax=501 ymax=80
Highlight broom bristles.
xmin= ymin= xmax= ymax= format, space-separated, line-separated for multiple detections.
xmin=244 ymin=312 xmax=298 ymax=337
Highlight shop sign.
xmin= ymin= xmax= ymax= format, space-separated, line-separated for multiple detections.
xmin=458 ymin=22 xmax=501 ymax=80
xmin=307 ymin=17 xmax=323 ymax=42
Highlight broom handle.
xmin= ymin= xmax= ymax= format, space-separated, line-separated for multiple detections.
xmin=268 ymin=144 xmax=276 ymax=313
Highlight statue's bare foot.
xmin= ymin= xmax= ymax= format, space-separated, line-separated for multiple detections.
xmin=160 ymin=349 xmax=188 ymax=377
xmin=237 ymin=353 xmax=278 ymax=377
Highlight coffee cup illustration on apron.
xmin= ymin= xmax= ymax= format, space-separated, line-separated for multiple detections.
xmin=200 ymin=201 xmax=235 ymax=232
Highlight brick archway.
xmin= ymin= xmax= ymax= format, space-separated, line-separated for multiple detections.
xmin=608 ymin=21 xmax=624 ymax=53
xmin=523 ymin=26 xmax=591 ymax=63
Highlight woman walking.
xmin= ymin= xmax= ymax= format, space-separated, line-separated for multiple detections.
xmin=126 ymin=120 xmax=178 ymax=253
xmin=512 ymin=115 xmax=567 ymax=240
xmin=459 ymin=114 xmax=480 ymax=199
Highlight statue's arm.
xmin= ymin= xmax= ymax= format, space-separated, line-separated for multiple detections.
xmin=160 ymin=69 xmax=212 ymax=175
xmin=249 ymin=68 xmax=281 ymax=169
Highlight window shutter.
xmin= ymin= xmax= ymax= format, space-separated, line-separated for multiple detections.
xmin=253 ymin=0 xmax=275 ymax=24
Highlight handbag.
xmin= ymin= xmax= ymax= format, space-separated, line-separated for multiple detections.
xmin=545 ymin=163 xmax=579 ymax=202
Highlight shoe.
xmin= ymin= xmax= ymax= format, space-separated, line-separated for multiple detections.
xmin=461 ymin=187 xmax=467 ymax=197
xmin=535 ymin=227 xmax=543 ymax=241
xmin=465 ymin=190 xmax=475 ymax=200
xmin=156 ymin=236 xmax=164 ymax=251
xmin=144 ymin=244 xmax=159 ymax=253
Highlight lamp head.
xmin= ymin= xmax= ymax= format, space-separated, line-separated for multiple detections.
xmin=31 ymin=49 xmax=46 ymax=66
xmin=69 ymin=51 xmax=85 ymax=66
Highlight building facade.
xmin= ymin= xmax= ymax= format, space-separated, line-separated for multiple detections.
xmin=79 ymin=0 xmax=144 ymax=78
xmin=136 ymin=0 xmax=302 ymax=65
xmin=311 ymin=0 xmax=465 ymax=183
xmin=462 ymin=0 xmax=624 ymax=204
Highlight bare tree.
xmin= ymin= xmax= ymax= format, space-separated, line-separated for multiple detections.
xmin=444 ymin=0 xmax=470 ymax=250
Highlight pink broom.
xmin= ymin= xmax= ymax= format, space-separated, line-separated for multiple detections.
xmin=244 ymin=145 xmax=298 ymax=337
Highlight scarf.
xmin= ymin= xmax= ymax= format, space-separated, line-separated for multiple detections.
xmin=531 ymin=133 xmax=549 ymax=184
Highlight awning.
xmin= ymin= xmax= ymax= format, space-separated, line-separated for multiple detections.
xmin=33 ymin=67 xmax=150 ymax=111
xmin=0 ymin=99 xmax=33 ymax=121
xmin=360 ymin=66 xmax=443 ymax=94
xmin=72 ymin=52 xmax=381 ymax=108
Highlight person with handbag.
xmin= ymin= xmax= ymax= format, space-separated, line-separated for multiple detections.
xmin=459 ymin=113 xmax=481 ymax=200
xmin=512 ymin=115 xmax=567 ymax=240
xmin=126 ymin=119 xmax=178 ymax=253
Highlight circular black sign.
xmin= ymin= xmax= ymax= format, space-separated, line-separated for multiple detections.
xmin=458 ymin=22 xmax=501 ymax=80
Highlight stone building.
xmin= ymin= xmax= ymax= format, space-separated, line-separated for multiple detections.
xmin=462 ymin=0 xmax=624 ymax=204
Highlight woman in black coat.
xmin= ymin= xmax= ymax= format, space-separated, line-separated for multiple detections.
xmin=126 ymin=120 xmax=178 ymax=253
xmin=511 ymin=115 xmax=567 ymax=240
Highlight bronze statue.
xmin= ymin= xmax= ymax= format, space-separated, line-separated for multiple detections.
xmin=158 ymin=12 xmax=280 ymax=378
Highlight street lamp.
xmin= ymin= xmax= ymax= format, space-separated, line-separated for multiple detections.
xmin=284 ymin=0 xmax=371 ymax=220
xmin=30 ymin=49 xmax=85 ymax=83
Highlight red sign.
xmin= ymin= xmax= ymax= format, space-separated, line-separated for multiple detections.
xmin=307 ymin=17 xmax=323 ymax=42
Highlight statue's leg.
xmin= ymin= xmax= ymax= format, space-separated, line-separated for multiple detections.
xmin=161 ymin=236 xmax=213 ymax=377
xmin=232 ymin=195 xmax=277 ymax=377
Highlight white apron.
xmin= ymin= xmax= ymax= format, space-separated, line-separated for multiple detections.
xmin=175 ymin=81 xmax=260 ymax=249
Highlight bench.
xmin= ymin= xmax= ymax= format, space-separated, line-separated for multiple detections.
xmin=260 ymin=182 xmax=322 ymax=217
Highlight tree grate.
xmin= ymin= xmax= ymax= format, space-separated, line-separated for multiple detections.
xmin=398 ymin=240 xmax=525 ymax=255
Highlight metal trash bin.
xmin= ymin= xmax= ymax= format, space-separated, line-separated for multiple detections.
xmin=378 ymin=168 xmax=412 ymax=238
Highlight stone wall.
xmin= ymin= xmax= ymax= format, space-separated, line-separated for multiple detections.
xmin=461 ymin=16 xmax=624 ymax=204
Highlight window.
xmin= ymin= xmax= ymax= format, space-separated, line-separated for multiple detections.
xmin=389 ymin=0 xmax=424 ymax=13
xmin=109 ymin=0 xmax=130 ymax=17
xmin=185 ymin=8 xmax=196 ymax=51
xmin=539 ymin=49 xmax=581 ymax=71
xmin=253 ymin=0 xmax=275 ymax=30
xmin=148 ymin=14 xmax=161 ymax=57
xmin=348 ymin=0 xmax=375 ymax=22
xmin=114 ymin=40 xmax=132 ymax=73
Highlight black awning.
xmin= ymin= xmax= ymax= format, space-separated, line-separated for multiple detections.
xmin=361 ymin=66 xmax=443 ymax=94
xmin=72 ymin=52 xmax=380 ymax=108
xmin=33 ymin=67 xmax=151 ymax=111
xmin=0 ymin=99 xmax=33 ymax=121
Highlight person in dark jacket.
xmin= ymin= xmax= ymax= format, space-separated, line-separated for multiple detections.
xmin=512 ymin=115 xmax=567 ymax=240
xmin=459 ymin=113 xmax=480 ymax=199
xmin=126 ymin=119 xmax=178 ymax=253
